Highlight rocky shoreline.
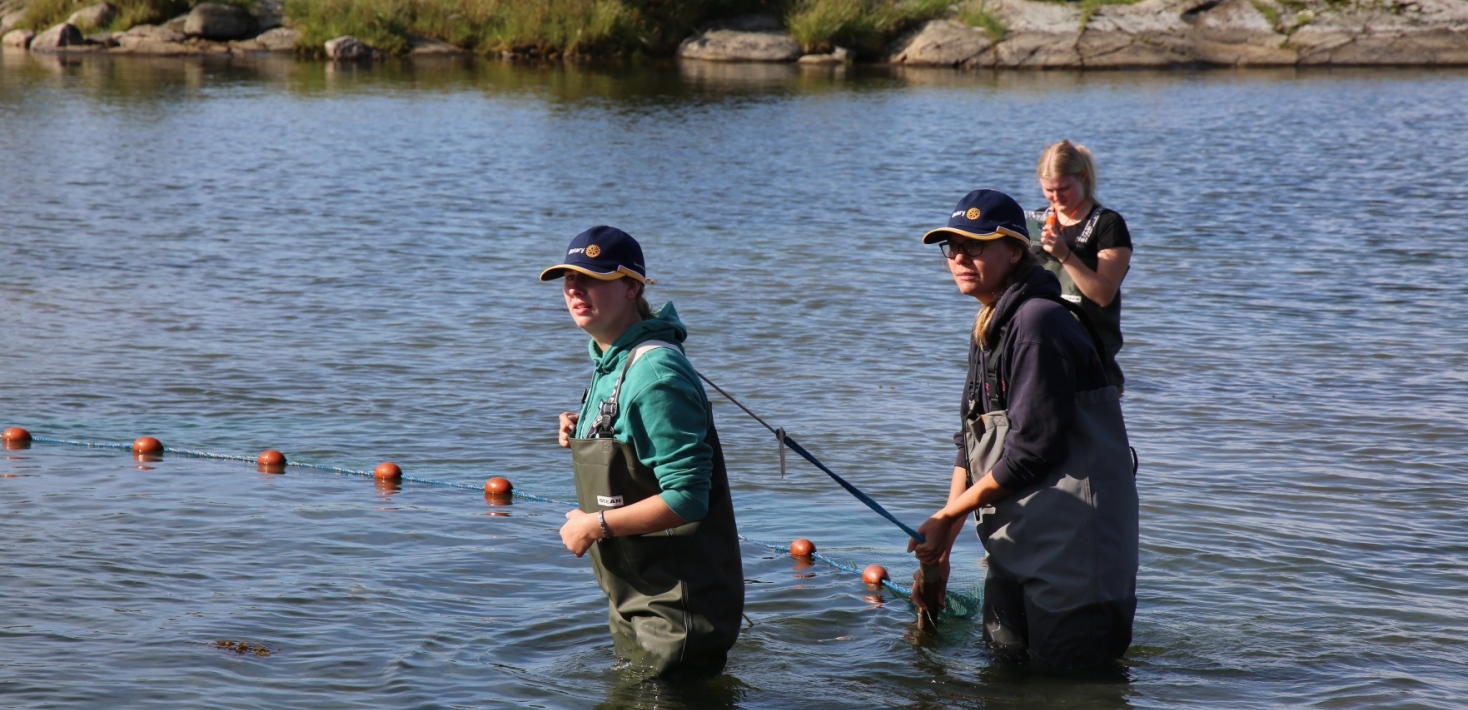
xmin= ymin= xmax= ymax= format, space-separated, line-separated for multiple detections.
xmin=3 ymin=0 xmax=1466 ymax=67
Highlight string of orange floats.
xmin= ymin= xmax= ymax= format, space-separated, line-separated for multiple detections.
xmin=3 ymin=426 xmax=904 ymax=597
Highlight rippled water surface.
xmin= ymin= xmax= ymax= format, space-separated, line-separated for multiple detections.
xmin=2 ymin=53 xmax=1467 ymax=709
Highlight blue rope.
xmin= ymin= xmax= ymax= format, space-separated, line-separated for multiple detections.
xmin=695 ymin=374 xmax=927 ymax=544
xmin=20 ymin=433 xmax=963 ymax=605
xmin=777 ymin=434 xmax=925 ymax=543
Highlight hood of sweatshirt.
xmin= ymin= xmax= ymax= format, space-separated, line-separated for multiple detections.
xmin=588 ymin=301 xmax=689 ymax=374
xmin=982 ymin=264 xmax=1063 ymax=349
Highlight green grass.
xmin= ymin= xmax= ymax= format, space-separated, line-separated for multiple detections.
xmin=11 ymin=0 xmax=965 ymax=57
xmin=786 ymin=0 xmax=951 ymax=55
xmin=959 ymin=0 xmax=1005 ymax=41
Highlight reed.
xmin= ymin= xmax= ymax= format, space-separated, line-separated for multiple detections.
xmin=786 ymin=0 xmax=951 ymax=55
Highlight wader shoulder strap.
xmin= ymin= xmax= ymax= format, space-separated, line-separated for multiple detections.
xmin=976 ymin=293 xmax=1111 ymax=413
xmin=586 ymin=340 xmax=680 ymax=439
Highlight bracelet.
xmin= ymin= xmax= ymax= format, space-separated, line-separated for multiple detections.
xmin=598 ymin=510 xmax=613 ymax=539
xmin=1058 ymin=251 xmax=1071 ymax=265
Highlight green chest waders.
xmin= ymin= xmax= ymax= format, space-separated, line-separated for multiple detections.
xmin=964 ymin=323 xmax=1139 ymax=668
xmin=569 ymin=345 xmax=744 ymax=677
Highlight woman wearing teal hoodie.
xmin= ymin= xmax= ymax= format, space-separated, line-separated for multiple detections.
xmin=542 ymin=225 xmax=743 ymax=678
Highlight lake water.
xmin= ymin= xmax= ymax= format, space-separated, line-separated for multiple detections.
xmin=2 ymin=52 xmax=1466 ymax=709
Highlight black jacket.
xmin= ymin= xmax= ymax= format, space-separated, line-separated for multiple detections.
xmin=954 ymin=265 xmax=1111 ymax=491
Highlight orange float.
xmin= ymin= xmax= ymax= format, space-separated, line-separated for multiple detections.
xmin=483 ymin=477 xmax=513 ymax=496
xmin=789 ymin=538 xmax=815 ymax=557
xmin=373 ymin=462 xmax=402 ymax=480
xmin=2 ymin=427 xmax=31 ymax=450
xmin=862 ymin=564 xmax=890 ymax=588
xmin=257 ymin=450 xmax=286 ymax=474
xmin=132 ymin=436 xmax=164 ymax=461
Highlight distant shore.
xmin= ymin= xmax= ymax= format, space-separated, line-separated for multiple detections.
xmin=4 ymin=0 xmax=1466 ymax=68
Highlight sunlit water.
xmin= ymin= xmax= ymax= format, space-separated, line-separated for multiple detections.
xmin=2 ymin=52 xmax=1466 ymax=708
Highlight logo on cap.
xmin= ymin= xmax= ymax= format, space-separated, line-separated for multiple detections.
xmin=965 ymin=208 xmax=982 ymax=221
xmin=585 ymin=244 xmax=602 ymax=258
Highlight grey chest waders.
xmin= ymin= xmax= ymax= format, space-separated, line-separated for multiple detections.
xmin=569 ymin=344 xmax=744 ymax=677
xmin=964 ymin=314 xmax=1139 ymax=668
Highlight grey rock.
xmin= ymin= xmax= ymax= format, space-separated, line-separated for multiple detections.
xmin=678 ymin=15 xmax=801 ymax=62
xmin=113 ymin=35 xmax=197 ymax=54
xmin=162 ymin=14 xmax=188 ymax=32
xmin=1 ymin=8 xmax=26 ymax=35
xmin=29 ymin=22 xmax=85 ymax=51
xmin=890 ymin=20 xmax=995 ymax=67
xmin=231 ymin=25 xmax=297 ymax=52
xmin=120 ymin=24 xmax=186 ymax=42
xmin=67 ymin=2 xmax=117 ymax=31
xmin=184 ymin=3 xmax=257 ymax=41
xmin=325 ymin=35 xmax=378 ymax=60
xmin=86 ymin=31 xmax=119 ymax=47
xmin=882 ymin=0 xmax=1468 ymax=68
xmin=2 ymin=28 xmax=33 ymax=48
xmin=408 ymin=34 xmax=466 ymax=55
xmin=798 ymin=46 xmax=850 ymax=64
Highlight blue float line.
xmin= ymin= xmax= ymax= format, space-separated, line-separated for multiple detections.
xmin=22 ymin=434 xmax=921 ymax=598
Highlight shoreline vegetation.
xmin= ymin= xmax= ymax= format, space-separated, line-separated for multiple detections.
xmin=2 ymin=0 xmax=1466 ymax=67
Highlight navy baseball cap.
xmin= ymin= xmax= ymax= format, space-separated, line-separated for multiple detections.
xmin=539 ymin=225 xmax=649 ymax=283
xmin=921 ymin=189 xmax=1031 ymax=247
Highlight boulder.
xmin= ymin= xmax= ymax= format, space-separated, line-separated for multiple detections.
xmin=29 ymin=22 xmax=85 ymax=51
xmin=678 ymin=16 xmax=802 ymax=62
xmin=798 ymin=46 xmax=850 ymax=64
xmin=162 ymin=14 xmax=188 ymax=32
xmin=231 ymin=25 xmax=297 ymax=52
xmin=67 ymin=2 xmax=117 ymax=31
xmin=408 ymin=33 xmax=467 ymax=55
xmin=113 ymin=23 xmax=193 ymax=53
xmin=184 ymin=2 xmax=257 ymax=41
xmin=890 ymin=20 xmax=995 ymax=67
xmin=2 ymin=28 xmax=32 ymax=48
xmin=86 ymin=31 xmax=119 ymax=47
xmin=1 ymin=8 xmax=25 ymax=35
xmin=120 ymin=23 xmax=187 ymax=42
xmin=325 ymin=35 xmax=378 ymax=60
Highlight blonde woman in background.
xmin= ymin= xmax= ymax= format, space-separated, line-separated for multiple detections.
xmin=1031 ymin=140 xmax=1133 ymax=391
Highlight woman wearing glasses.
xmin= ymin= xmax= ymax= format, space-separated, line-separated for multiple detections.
xmin=908 ymin=189 xmax=1139 ymax=670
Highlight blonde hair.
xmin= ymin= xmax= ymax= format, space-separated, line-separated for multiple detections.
xmin=973 ymin=244 xmax=1040 ymax=347
xmin=1037 ymin=139 xmax=1099 ymax=206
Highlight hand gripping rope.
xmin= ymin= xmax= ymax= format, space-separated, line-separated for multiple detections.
xmin=696 ymin=374 xmax=926 ymax=544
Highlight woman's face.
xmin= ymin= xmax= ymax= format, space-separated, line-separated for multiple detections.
xmin=945 ymin=237 xmax=1022 ymax=304
xmin=563 ymin=271 xmax=638 ymax=334
xmin=1041 ymin=174 xmax=1088 ymax=216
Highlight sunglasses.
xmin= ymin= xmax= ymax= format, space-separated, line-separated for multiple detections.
xmin=939 ymin=239 xmax=989 ymax=260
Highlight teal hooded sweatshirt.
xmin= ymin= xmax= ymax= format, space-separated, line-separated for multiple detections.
xmin=574 ymin=302 xmax=714 ymax=522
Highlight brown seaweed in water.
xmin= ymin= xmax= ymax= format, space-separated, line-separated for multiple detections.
xmin=215 ymin=639 xmax=272 ymax=657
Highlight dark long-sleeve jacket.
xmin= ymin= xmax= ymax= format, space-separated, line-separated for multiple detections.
xmin=954 ymin=265 xmax=1111 ymax=491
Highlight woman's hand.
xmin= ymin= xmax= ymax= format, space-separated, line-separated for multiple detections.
xmin=560 ymin=509 xmax=602 ymax=557
xmin=908 ymin=513 xmax=962 ymax=566
xmin=1040 ymin=219 xmax=1072 ymax=264
xmin=557 ymin=412 xmax=579 ymax=448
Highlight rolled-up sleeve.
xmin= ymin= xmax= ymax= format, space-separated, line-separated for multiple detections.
xmin=622 ymin=359 xmax=714 ymax=522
